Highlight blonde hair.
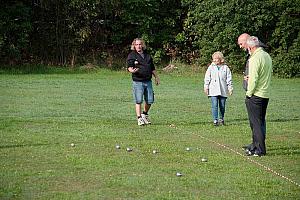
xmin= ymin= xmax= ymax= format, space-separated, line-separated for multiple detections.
xmin=212 ymin=51 xmax=225 ymax=63
xmin=130 ymin=38 xmax=147 ymax=51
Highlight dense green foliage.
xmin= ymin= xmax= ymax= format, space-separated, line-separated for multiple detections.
xmin=0 ymin=1 xmax=32 ymax=64
xmin=1 ymin=70 xmax=300 ymax=199
xmin=270 ymin=1 xmax=300 ymax=77
xmin=0 ymin=0 xmax=299 ymax=77
xmin=181 ymin=0 xmax=300 ymax=75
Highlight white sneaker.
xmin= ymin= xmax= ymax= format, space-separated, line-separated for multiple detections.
xmin=137 ymin=117 xmax=145 ymax=126
xmin=141 ymin=114 xmax=151 ymax=124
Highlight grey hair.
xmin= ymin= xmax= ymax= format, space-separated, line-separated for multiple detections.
xmin=246 ymin=36 xmax=260 ymax=47
xmin=130 ymin=38 xmax=146 ymax=50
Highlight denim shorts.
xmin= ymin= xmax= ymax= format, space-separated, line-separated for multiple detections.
xmin=132 ymin=81 xmax=154 ymax=104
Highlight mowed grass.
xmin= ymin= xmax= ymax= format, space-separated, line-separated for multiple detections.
xmin=0 ymin=69 xmax=299 ymax=199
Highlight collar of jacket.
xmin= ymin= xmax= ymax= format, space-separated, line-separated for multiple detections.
xmin=250 ymin=47 xmax=263 ymax=57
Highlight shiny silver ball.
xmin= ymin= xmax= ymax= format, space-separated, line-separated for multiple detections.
xmin=126 ymin=147 xmax=132 ymax=152
xmin=176 ymin=172 xmax=183 ymax=177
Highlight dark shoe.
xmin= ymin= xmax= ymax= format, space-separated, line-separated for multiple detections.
xmin=253 ymin=152 xmax=265 ymax=157
xmin=245 ymin=149 xmax=253 ymax=156
xmin=246 ymin=150 xmax=265 ymax=157
xmin=242 ymin=144 xmax=253 ymax=151
xmin=219 ymin=119 xmax=225 ymax=125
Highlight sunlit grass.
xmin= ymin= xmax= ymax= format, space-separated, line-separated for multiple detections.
xmin=0 ymin=69 xmax=299 ymax=199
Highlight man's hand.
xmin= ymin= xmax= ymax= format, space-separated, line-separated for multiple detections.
xmin=128 ymin=67 xmax=139 ymax=73
xmin=155 ymin=77 xmax=160 ymax=85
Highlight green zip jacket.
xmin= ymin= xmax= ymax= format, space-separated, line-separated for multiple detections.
xmin=246 ymin=47 xmax=272 ymax=98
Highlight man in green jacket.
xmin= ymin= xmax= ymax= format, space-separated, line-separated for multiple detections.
xmin=244 ymin=36 xmax=272 ymax=157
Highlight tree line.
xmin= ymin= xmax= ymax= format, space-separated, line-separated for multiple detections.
xmin=0 ymin=0 xmax=299 ymax=77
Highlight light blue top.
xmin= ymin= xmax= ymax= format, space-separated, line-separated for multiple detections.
xmin=204 ymin=63 xmax=233 ymax=97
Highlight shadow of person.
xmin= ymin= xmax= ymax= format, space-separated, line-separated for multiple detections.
xmin=267 ymin=145 xmax=300 ymax=156
xmin=0 ymin=143 xmax=57 ymax=149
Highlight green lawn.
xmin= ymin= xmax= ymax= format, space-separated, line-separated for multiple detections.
xmin=0 ymin=69 xmax=299 ymax=199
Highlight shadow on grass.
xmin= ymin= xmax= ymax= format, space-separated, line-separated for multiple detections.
xmin=194 ymin=117 xmax=300 ymax=125
xmin=269 ymin=118 xmax=300 ymax=123
xmin=267 ymin=146 xmax=300 ymax=156
xmin=226 ymin=118 xmax=249 ymax=124
xmin=225 ymin=117 xmax=299 ymax=124
xmin=154 ymin=118 xmax=249 ymax=126
xmin=0 ymin=143 xmax=58 ymax=149
xmin=0 ymin=64 xmax=124 ymax=74
xmin=0 ymin=64 xmax=101 ymax=75
xmin=189 ymin=118 xmax=249 ymax=126
xmin=128 ymin=116 xmax=299 ymax=127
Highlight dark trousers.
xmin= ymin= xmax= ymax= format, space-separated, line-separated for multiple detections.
xmin=245 ymin=95 xmax=269 ymax=155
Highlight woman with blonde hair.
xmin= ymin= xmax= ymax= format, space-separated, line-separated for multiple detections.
xmin=204 ymin=51 xmax=233 ymax=126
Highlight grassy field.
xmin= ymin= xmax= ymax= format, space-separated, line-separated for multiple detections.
xmin=0 ymin=68 xmax=299 ymax=199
